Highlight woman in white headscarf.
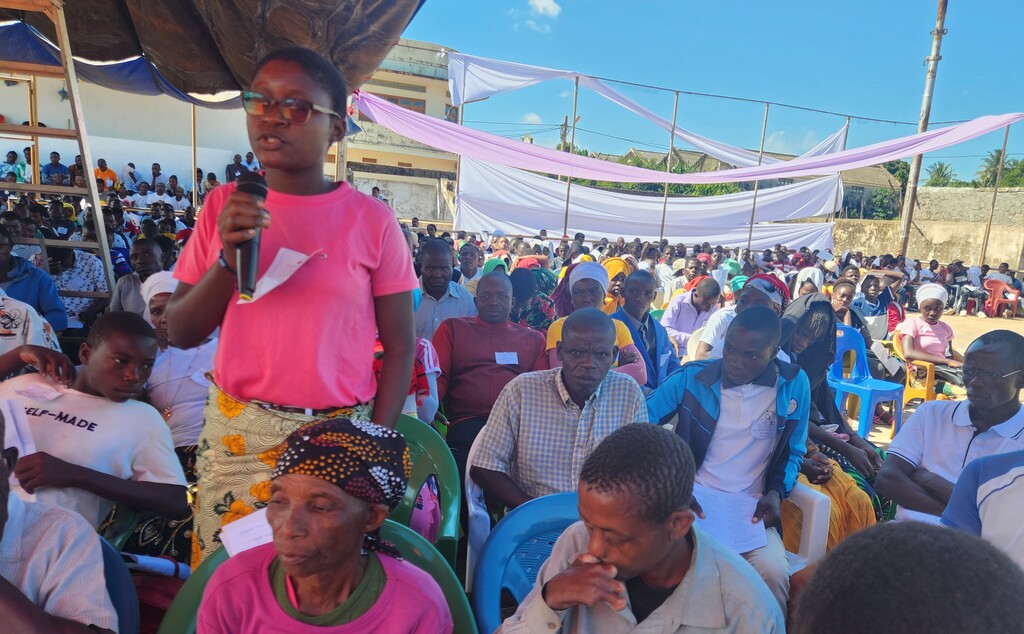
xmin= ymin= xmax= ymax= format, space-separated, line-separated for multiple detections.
xmin=113 ymin=271 xmax=219 ymax=562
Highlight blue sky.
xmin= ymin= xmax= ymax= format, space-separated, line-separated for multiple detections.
xmin=404 ymin=0 xmax=1023 ymax=182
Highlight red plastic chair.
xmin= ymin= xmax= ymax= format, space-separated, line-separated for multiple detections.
xmin=983 ymin=279 xmax=1019 ymax=318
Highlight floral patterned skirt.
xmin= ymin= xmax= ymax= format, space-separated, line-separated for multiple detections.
xmin=191 ymin=382 xmax=370 ymax=567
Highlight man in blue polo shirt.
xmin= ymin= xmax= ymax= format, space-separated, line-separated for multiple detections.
xmin=647 ymin=306 xmax=809 ymax=611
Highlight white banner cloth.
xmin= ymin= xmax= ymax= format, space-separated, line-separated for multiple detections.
xmin=455 ymin=158 xmax=835 ymax=249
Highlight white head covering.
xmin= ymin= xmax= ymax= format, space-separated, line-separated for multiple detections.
xmin=916 ymin=283 xmax=948 ymax=306
xmin=796 ymin=267 xmax=825 ymax=291
xmin=568 ymin=261 xmax=610 ymax=293
xmin=141 ymin=271 xmax=179 ymax=306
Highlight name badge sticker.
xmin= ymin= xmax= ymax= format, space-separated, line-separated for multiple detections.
xmin=495 ymin=352 xmax=519 ymax=365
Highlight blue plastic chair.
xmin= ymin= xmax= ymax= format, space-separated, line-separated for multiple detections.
xmin=472 ymin=493 xmax=579 ymax=634
xmin=100 ymin=537 xmax=140 ymax=634
xmin=828 ymin=324 xmax=904 ymax=438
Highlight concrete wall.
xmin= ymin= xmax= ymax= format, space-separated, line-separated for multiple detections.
xmin=832 ymin=187 xmax=1024 ymax=269
xmin=351 ymin=174 xmax=448 ymax=221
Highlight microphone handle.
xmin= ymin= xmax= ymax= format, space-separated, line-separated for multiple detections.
xmin=237 ymin=226 xmax=261 ymax=301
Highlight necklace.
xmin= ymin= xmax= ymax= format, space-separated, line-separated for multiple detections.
xmin=156 ymin=344 xmax=207 ymax=420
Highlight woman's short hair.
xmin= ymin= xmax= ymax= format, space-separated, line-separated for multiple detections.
xmin=253 ymin=46 xmax=348 ymax=113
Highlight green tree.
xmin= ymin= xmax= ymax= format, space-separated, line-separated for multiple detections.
xmin=1001 ymin=159 xmax=1024 ymax=188
xmin=882 ymin=159 xmax=910 ymax=195
xmin=924 ymin=161 xmax=956 ymax=186
xmin=865 ymin=188 xmax=899 ymax=220
xmin=976 ymin=148 xmax=1006 ymax=187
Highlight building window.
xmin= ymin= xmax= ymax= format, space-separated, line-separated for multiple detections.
xmin=363 ymin=79 xmax=426 ymax=93
xmin=445 ymin=104 xmax=459 ymax=123
xmin=361 ymin=157 xmax=378 ymax=164
xmin=373 ymin=93 xmax=426 ymax=114
xmin=398 ymin=161 xmax=413 ymax=167
xmin=850 ymin=186 xmax=864 ymax=198
xmin=777 ymin=178 xmax=793 ymax=186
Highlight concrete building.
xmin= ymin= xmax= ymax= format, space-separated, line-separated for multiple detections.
xmin=335 ymin=38 xmax=458 ymax=221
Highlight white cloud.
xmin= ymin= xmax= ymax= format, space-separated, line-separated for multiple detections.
xmin=529 ymin=0 xmax=562 ymax=17
xmin=523 ymin=19 xmax=551 ymax=33
xmin=506 ymin=7 xmax=520 ymax=17
xmin=521 ymin=112 xmax=544 ymax=124
xmin=559 ymin=90 xmax=572 ymax=98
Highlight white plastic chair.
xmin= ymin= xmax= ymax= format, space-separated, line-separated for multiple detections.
xmin=686 ymin=327 xmax=705 ymax=361
xmin=464 ymin=431 xmax=490 ymax=592
xmin=785 ymin=482 xmax=830 ymax=572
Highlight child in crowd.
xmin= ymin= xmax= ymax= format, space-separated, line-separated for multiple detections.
xmin=899 ymin=284 xmax=964 ymax=397
xmin=166 ymin=46 xmax=417 ymax=565
xmin=0 ymin=312 xmax=188 ymax=528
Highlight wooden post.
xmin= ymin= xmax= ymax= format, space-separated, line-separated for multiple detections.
xmin=561 ymin=75 xmax=580 ymax=238
xmin=979 ymin=125 xmax=1010 ymax=266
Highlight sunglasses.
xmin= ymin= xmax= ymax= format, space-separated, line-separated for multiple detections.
xmin=241 ymin=91 xmax=340 ymax=125
xmin=3 ymin=446 xmax=17 ymax=472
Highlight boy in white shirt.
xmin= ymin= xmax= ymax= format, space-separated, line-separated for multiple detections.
xmin=2 ymin=312 xmax=189 ymax=527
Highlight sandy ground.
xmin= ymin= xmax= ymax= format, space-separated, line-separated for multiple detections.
xmin=857 ymin=313 xmax=1024 ymax=448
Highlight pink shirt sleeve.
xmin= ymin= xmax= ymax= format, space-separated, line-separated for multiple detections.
xmin=176 ymin=184 xmax=230 ymax=286
xmin=371 ymin=209 xmax=417 ymax=297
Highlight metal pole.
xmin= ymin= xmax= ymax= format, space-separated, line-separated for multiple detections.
xmin=979 ymin=125 xmax=1010 ymax=266
xmin=744 ymin=102 xmax=770 ymax=253
xmin=829 ymin=117 xmax=851 ymax=221
xmin=658 ymin=91 xmax=680 ymax=242
xmin=29 ymin=76 xmax=39 ymax=184
xmin=52 ymin=1 xmax=115 ymax=295
xmin=561 ymin=75 xmax=580 ymax=238
xmin=191 ymin=103 xmax=198 ymax=205
xmin=899 ymin=0 xmax=948 ymax=257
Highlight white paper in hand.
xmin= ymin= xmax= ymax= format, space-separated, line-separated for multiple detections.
xmin=219 ymin=507 xmax=273 ymax=556
xmin=237 ymin=248 xmax=321 ymax=304
xmin=692 ymin=483 xmax=767 ymax=554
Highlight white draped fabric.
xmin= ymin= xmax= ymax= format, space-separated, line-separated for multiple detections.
xmin=455 ymin=158 xmax=835 ymax=249
xmin=448 ymin=52 xmax=847 ymax=167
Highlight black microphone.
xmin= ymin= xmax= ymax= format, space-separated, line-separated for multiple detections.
xmin=235 ymin=171 xmax=267 ymax=301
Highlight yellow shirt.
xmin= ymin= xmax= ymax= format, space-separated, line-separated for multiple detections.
xmin=545 ymin=316 xmax=635 ymax=351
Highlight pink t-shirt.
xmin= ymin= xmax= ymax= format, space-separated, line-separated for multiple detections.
xmin=197 ymin=544 xmax=453 ymax=633
xmin=175 ymin=182 xmax=417 ymax=408
xmin=900 ymin=316 xmax=954 ymax=360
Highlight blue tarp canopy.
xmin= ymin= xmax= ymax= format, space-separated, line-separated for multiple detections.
xmin=0 ymin=0 xmax=426 ymax=108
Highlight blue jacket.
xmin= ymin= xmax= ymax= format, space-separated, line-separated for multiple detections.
xmin=2 ymin=256 xmax=68 ymax=331
xmin=612 ymin=307 xmax=680 ymax=391
xmin=646 ymin=358 xmax=809 ymax=498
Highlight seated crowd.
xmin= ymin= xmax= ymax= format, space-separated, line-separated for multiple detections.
xmin=2 ymin=145 xmax=1024 ymax=633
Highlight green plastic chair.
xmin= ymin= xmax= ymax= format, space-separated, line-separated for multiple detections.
xmin=650 ymin=308 xmax=665 ymax=321
xmin=99 ymin=506 xmax=142 ymax=551
xmin=391 ymin=414 xmax=460 ymax=569
xmin=156 ymin=546 xmax=227 ymax=634
xmin=156 ymin=521 xmax=477 ymax=634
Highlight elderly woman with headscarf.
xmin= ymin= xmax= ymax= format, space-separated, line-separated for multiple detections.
xmin=778 ymin=294 xmax=885 ymax=541
xmin=694 ymin=273 xmax=791 ymax=361
xmin=111 ymin=272 xmax=218 ymax=562
xmin=545 ymin=262 xmax=647 ymax=385
xmin=197 ymin=419 xmax=454 ymax=633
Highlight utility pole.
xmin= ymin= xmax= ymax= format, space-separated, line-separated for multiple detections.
xmin=899 ymin=0 xmax=948 ymax=257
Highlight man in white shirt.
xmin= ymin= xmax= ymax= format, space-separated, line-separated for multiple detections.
xmin=877 ymin=330 xmax=1024 ymax=524
xmin=457 ymin=242 xmax=483 ymax=293
xmin=242 ymin=151 xmax=260 ymax=172
xmin=4 ymin=312 xmax=189 ymax=528
xmin=0 ymin=396 xmax=117 ymax=633
xmin=0 ymin=291 xmax=61 ymax=356
xmin=148 ymin=163 xmax=169 ymax=189
xmin=140 ymin=182 xmax=173 ymax=208
xmin=415 ymin=239 xmax=476 ymax=340
xmin=168 ymin=187 xmax=191 ymax=211
xmin=120 ymin=162 xmax=140 ymax=192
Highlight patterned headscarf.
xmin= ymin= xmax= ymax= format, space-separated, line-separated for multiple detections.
xmin=272 ymin=418 xmax=412 ymax=556
xmin=742 ymin=273 xmax=791 ymax=311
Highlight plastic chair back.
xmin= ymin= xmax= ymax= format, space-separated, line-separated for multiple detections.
xmin=983 ymin=279 xmax=1019 ymax=318
xmin=892 ymin=325 xmax=937 ymax=407
xmin=786 ymin=482 xmax=830 ymax=571
xmin=100 ymin=506 xmax=142 ymax=551
xmin=381 ymin=520 xmax=478 ymax=634
xmin=156 ymin=547 xmax=228 ymax=634
xmin=831 ymin=324 xmax=871 ymax=382
xmin=391 ymin=414 xmax=460 ymax=568
xmin=100 ymin=537 xmax=140 ymax=634
xmin=686 ymin=326 xmax=705 ymax=361
xmin=650 ymin=308 xmax=665 ymax=322
xmin=472 ymin=493 xmax=579 ymax=634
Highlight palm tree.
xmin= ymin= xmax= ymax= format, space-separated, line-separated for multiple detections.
xmin=924 ymin=161 xmax=956 ymax=186
xmin=976 ymin=149 xmax=1006 ymax=187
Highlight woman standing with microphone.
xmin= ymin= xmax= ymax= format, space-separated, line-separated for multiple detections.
xmin=167 ymin=47 xmax=416 ymax=565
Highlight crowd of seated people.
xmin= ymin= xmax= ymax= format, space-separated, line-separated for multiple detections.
xmin=4 ymin=113 xmax=1024 ymax=632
